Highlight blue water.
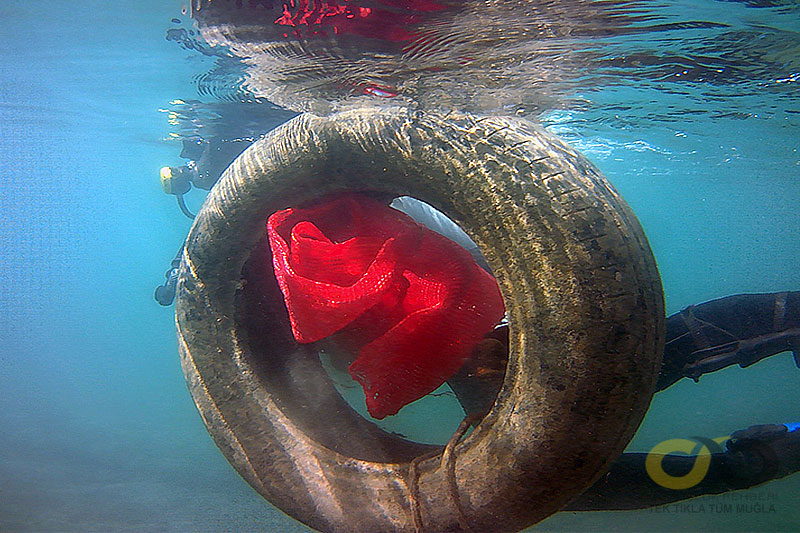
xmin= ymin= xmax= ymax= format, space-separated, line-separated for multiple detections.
xmin=1 ymin=1 xmax=798 ymax=531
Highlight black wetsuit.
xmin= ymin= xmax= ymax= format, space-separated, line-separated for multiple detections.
xmin=657 ymin=291 xmax=800 ymax=391
xmin=566 ymin=423 xmax=800 ymax=511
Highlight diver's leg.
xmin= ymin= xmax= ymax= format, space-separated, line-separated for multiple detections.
xmin=656 ymin=291 xmax=800 ymax=391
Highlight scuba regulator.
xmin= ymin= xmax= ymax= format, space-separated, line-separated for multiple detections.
xmin=160 ymin=164 xmax=197 ymax=219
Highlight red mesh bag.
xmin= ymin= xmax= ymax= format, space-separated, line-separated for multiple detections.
xmin=267 ymin=193 xmax=504 ymax=419
xmin=274 ymin=0 xmax=447 ymax=43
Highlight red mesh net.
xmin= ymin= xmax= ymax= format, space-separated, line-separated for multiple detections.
xmin=267 ymin=193 xmax=504 ymax=419
xmin=273 ymin=0 xmax=447 ymax=42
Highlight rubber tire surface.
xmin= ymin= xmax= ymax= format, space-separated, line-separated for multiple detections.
xmin=175 ymin=107 xmax=664 ymax=532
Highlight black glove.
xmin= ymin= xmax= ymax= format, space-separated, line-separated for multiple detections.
xmin=722 ymin=423 xmax=800 ymax=489
xmin=154 ymin=266 xmax=179 ymax=306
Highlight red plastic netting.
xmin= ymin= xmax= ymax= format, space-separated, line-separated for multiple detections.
xmin=267 ymin=193 xmax=504 ymax=419
xmin=273 ymin=0 xmax=447 ymax=42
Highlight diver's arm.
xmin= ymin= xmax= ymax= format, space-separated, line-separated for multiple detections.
xmin=564 ymin=452 xmax=730 ymax=511
xmin=154 ymin=246 xmax=184 ymax=306
xmin=565 ymin=424 xmax=800 ymax=511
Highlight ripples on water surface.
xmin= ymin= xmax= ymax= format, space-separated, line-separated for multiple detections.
xmin=165 ymin=0 xmax=799 ymax=139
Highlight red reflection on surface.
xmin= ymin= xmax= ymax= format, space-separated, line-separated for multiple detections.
xmin=274 ymin=0 xmax=447 ymax=42
xmin=267 ymin=193 xmax=504 ymax=419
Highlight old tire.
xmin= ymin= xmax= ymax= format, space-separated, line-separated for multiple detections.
xmin=175 ymin=107 xmax=664 ymax=532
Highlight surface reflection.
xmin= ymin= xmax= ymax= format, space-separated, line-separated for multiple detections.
xmin=178 ymin=0 xmax=798 ymax=121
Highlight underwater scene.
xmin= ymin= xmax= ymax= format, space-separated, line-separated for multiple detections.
xmin=1 ymin=0 xmax=798 ymax=531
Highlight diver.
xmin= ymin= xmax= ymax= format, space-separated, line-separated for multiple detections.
xmin=156 ymin=100 xmax=298 ymax=304
xmin=160 ymin=137 xmax=255 ymax=218
xmin=156 ymin=135 xmax=262 ymax=303
xmin=159 ymin=99 xmax=298 ymax=219
xmin=567 ymin=290 xmax=800 ymax=510
xmin=448 ymin=290 xmax=800 ymax=511
xmin=156 ymin=137 xmax=253 ymax=303
xmin=156 ymin=136 xmax=254 ymax=303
